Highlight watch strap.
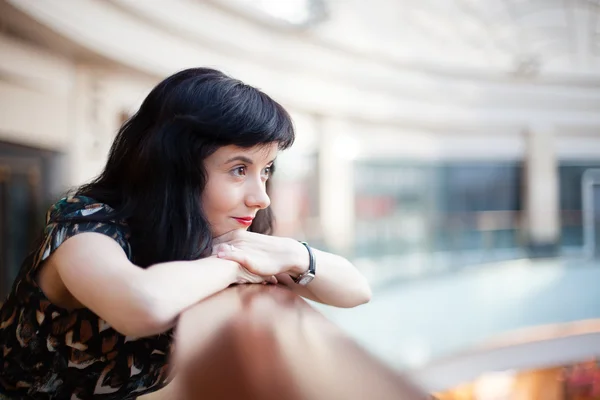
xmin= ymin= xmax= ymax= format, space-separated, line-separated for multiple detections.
xmin=294 ymin=241 xmax=316 ymax=285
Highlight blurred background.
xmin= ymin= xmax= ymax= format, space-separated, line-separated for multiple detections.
xmin=1 ymin=0 xmax=600 ymax=398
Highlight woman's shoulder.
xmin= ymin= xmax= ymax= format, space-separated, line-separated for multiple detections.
xmin=40 ymin=195 xmax=132 ymax=262
xmin=44 ymin=194 xmax=131 ymax=253
xmin=46 ymin=195 xmax=118 ymax=224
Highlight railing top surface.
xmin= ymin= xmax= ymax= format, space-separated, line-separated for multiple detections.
xmin=174 ymin=284 xmax=428 ymax=400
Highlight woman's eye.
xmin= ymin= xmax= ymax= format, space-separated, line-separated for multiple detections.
xmin=232 ymin=166 xmax=246 ymax=177
xmin=262 ymin=166 xmax=272 ymax=179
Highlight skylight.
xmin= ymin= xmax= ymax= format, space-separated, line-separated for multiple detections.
xmin=228 ymin=0 xmax=327 ymax=27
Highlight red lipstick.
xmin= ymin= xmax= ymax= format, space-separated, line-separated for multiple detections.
xmin=233 ymin=217 xmax=253 ymax=227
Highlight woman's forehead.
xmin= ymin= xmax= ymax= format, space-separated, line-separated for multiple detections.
xmin=213 ymin=144 xmax=278 ymax=164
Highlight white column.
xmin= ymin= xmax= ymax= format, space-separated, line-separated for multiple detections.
xmin=523 ymin=125 xmax=560 ymax=255
xmin=70 ymin=66 xmax=114 ymax=186
xmin=317 ymin=117 xmax=356 ymax=255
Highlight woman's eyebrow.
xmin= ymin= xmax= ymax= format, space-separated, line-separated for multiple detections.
xmin=224 ymin=156 xmax=277 ymax=165
xmin=224 ymin=156 xmax=254 ymax=164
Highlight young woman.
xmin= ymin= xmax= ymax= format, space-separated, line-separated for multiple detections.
xmin=0 ymin=68 xmax=371 ymax=399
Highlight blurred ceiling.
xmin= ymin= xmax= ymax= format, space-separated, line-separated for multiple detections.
xmin=4 ymin=0 xmax=600 ymax=130
xmin=219 ymin=0 xmax=328 ymax=27
xmin=354 ymin=0 xmax=600 ymax=77
xmin=4 ymin=0 xmax=600 ymax=80
xmin=224 ymin=0 xmax=600 ymax=78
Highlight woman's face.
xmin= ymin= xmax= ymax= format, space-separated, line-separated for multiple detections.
xmin=202 ymin=143 xmax=278 ymax=237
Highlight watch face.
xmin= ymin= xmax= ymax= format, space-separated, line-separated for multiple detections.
xmin=298 ymin=275 xmax=314 ymax=286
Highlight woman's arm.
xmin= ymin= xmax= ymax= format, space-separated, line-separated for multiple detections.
xmin=213 ymin=232 xmax=372 ymax=308
xmin=47 ymin=232 xmax=264 ymax=337
xmin=276 ymin=243 xmax=372 ymax=308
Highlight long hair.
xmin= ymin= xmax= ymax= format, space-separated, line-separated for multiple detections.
xmin=75 ymin=68 xmax=294 ymax=267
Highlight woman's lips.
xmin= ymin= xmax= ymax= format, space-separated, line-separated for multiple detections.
xmin=233 ymin=217 xmax=253 ymax=226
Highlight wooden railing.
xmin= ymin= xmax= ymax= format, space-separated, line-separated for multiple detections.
xmin=166 ymin=284 xmax=429 ymax=400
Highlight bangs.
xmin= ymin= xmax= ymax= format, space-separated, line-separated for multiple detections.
xmin=222 ymin=86 xmax=295 ymax=150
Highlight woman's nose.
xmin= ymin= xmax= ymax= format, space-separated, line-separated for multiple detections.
xmin=245 ymin=182 xmax=271 ymax=210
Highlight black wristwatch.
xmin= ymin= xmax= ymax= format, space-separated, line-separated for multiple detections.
xmin=294 ymin=241 xmax=316 ymax=286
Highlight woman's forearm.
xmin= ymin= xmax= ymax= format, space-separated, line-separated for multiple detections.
xmin=136 ymin=257 xmax=239 ymax=336
xmin=53 ymin=234 xmax=243 ymax=338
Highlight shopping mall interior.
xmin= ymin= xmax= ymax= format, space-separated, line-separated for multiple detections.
xmin=1 ymin=0 xmax=600 ymax=398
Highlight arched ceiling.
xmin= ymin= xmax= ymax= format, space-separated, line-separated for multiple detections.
xmin=238 ymin=0 xmax=600 ymax=78
xmin=3 ymin=0 xmax=600 ymax=131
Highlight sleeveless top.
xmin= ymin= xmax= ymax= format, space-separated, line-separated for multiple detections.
xmin=0 ymin=196 xmax=173 ymax=399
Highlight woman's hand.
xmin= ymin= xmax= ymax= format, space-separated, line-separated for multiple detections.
xmin=205 ymin=255 xmax=277 ymax=285
xmin=212 ymin=231 xmax=308 ymax=278
xmin=213 ymin=231 xmax=372 ymax=308
xmin=235 ymin=266 xmax=278 ymax=285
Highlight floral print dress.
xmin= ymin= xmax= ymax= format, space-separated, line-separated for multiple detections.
xmin=0 ymin=196 xmax=173 ymax=399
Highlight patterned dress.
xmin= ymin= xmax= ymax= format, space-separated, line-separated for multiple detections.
xmin=0 ymin=196 xmax=173 ymax=399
